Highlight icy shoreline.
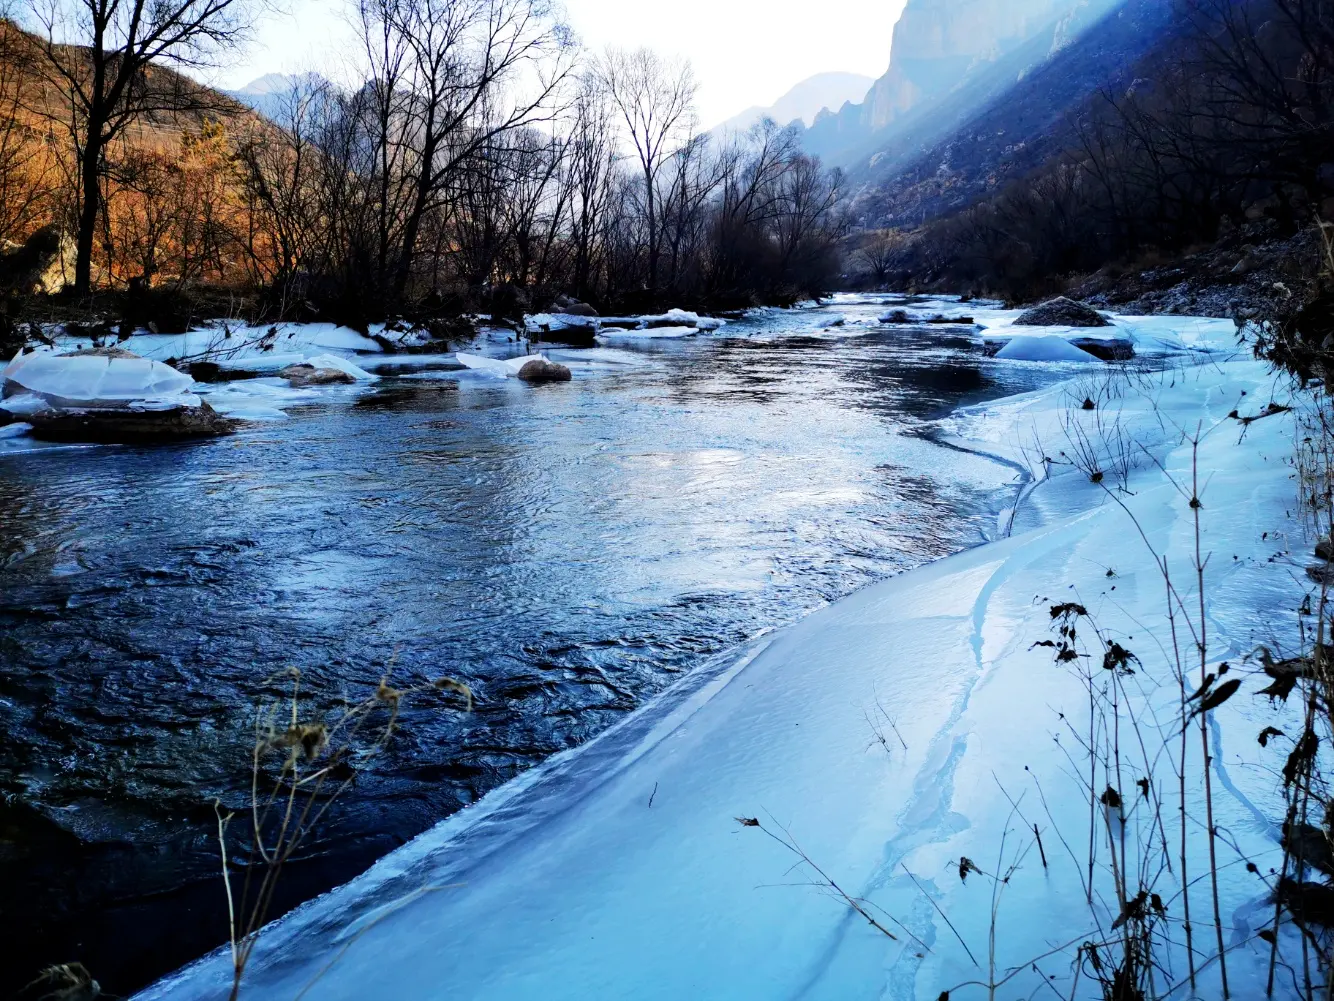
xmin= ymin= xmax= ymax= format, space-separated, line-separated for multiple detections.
xmin=135 ymin=320 xmax=1312 ymax=999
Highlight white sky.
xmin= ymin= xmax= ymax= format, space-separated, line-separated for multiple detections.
xmin=209 ymin=0 xmax=909 ymax=127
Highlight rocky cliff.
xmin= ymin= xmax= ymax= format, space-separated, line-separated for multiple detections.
xmin=801 ymin=0 xmax=1117 ymax=165
xmin=864 ymin=0 xmax=1077 ymax=130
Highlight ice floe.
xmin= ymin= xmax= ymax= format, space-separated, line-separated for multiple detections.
xmin=993 ymin=334 xmax=1101 ymax=362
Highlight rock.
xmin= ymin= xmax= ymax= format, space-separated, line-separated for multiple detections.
xmin=880 ymin=309 xmax=911 ymax=324
xmin=1317 ymin=537 xmax=1333 ymax=562
xmin=62 ymin=346 xmax=140 ymax=359
xmin=516 ymin=359 xmax=572 ymax=383
xmin=1307 ymin=563 xmax=1334 ymax=586
xmin=1068 ymin=337 xmax=1135 ymax=361
xmin=187 ymin=361 xmax=262 ymax=383
xmin=26 ymin=400 xmax=235 ymax=443
xmin=1014 ymin=297 xmax=1111 ymax=327
xmin=525 ymin=313 xmax=598 ymax=347
xmin=560 ymin=302 xmax=599 ymax=317
xmin=1230 ymin=252 xmax=1260 ymax=276
xmin=5 ymin=348 xmax=195 ymax=405
xmin=0 ymin=224 xmax=75 ymax=294
xmin=278 ymin=364 xmax=357 ymax=387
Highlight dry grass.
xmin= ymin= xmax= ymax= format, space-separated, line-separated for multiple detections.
xmin=216 ymin=666 xmax=472 ymax=1000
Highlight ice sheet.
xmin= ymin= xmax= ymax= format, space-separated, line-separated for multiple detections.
xmin=138 ymin=333 xmax=1305 ymax=1001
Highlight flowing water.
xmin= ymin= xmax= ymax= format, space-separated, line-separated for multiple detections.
xmin=0 ymin=295 xmax=1069 ymax=994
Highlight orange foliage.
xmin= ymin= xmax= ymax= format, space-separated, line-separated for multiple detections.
xmin=0 ymin=17 xmax=277 ymax=292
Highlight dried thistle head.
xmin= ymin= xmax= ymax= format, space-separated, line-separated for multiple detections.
xmin=270 ymin=722 xmax=328 ymax=762
xmin=433 ymin=677 xmax=473 ymax=711
xmin=376 ymin=677 xmax=403 ymax=706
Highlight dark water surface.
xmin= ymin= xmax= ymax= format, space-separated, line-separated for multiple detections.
xmin=0 ymin=297 xmax=1064 ymax=994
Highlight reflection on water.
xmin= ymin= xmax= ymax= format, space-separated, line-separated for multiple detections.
xmin=0 ymin=296 xmax=1066 ymax=994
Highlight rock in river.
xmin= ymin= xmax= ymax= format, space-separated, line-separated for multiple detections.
xmin=279 ymin=363 xmax=358 ymax=387
xmin=517 ymin=358 xmax=572 ymax=383
xmin=2 ymin=347 xmax=234 ymax=443
xmin=1014 ymin=296 xmax=1111 ymax=327
xmin=26 ymin=399 xmax=235 ymax=443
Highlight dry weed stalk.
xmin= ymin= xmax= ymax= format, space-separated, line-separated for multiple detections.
xmin=216 ymin=666 xmax=472 ymax=1000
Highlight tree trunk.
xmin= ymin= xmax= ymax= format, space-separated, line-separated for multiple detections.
xmin=645 ymin=178 xmax=658 ymax=296
xmin=73 ymin=130 xmax=103 ymax=294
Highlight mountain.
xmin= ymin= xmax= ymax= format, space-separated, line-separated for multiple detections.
xmin=797 ymin=0 xmax=1119 ymax=166
xmin=855 ymin=0 xmax=1182 ymax=225
xmin=225 ymin=72 xmax=329 ymax=121
xmin=715 ymin=72 xmax=874 ymax=134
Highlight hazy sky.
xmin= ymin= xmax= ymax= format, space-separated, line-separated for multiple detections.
xmin=211 ymin=0 xmax=909 ymax=126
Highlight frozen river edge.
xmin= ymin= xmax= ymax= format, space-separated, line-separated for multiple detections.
xmin=138 ymin=345 xmax=1305 ymax=1000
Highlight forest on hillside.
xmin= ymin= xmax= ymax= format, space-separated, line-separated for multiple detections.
xmin=856 ymin=0 xmax=1334 ymax=308
xmin=0 ymin=0 xmax=845 ymax=335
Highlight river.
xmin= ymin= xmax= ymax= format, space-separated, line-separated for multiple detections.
xmin=0 ymin=295 xmax=1069 ymax=995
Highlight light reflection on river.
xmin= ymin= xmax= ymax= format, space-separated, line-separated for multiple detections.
xmin=0 ymin=295 xmax=1068 ymax=994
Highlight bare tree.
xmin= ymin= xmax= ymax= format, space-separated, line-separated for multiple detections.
xmin=0 ymin=11 xmax=51 ymax=246
xmin=596 ymin=46 xmax=696 ymax=294
xmin=566 ymin=72 xmax=615 ymax=301
xmin=356 ymin=0 xmax=574 ymax=303
xmin=31 ymin=0 xmax=260 ymax=293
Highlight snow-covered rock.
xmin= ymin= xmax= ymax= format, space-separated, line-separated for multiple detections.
xmin=3 ymin=349 xmax=194 ymax=407
xmin=524 ymin=313 xmax=598 ymax=334
xmin=0 ymin=392 xmax=53 ymax=418
xmin=300 ymin=353 xmax=376 ymax=382
xmin=994 ymin=334 xmax=1101 ymax=362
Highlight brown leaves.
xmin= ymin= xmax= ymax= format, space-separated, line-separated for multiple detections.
xmin=736 ymin=816 xmax=760 ymax=827
xmin=1102 ymin=641 xmax=1139 ymax=674
xmin=1258 ymin=726 xmax=1285 ymax=747
xmin=1049 ymin=602 xmax=1088 ymax=619
xmin=1100 ymin=785 xmax=1122 ymax=810
xmin=1283 ymin=729 xmax=1319 ymax=787
xmin=1198 ymin=677 xmax=1241 ymax=714
xmin=958 ymin=857 xmax=978 ymax=882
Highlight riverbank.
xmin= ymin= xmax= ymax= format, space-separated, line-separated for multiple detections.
xmin=136 ymin=325 xmax=1308 ymax=999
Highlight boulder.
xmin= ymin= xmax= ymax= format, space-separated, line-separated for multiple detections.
xmin=1014 ymin=296 xmax=1111 ymax=327
xmin=187 ymin=360 xmax=263 ymax=383
xmin=27 ymin=400 xmax=235 ymax=443
xmin=517 ymin=359 xmax=572 ymax=383
xmin=879 ymin=309 xmax=911 ymax=324
xmin=0 ymin=225 xmax=74 ymax=294
xmin=560 ymin=302 xmax=599 ymax=317
xmin=278 ymin=363 xmax=357 ymax=387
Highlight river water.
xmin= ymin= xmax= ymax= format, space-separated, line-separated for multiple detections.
xmin=0 ymin=295 xmax=1067 ymax=994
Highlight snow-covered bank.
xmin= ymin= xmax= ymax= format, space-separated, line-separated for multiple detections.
xmin=138 ymin=333 xmax=1312 ymax=999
